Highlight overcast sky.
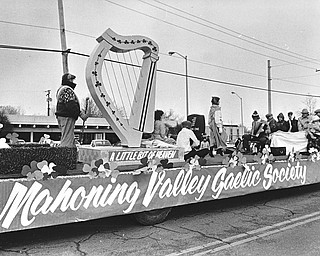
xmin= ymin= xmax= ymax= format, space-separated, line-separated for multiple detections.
xmin=1 ymin=0 xmax=320 ymax=127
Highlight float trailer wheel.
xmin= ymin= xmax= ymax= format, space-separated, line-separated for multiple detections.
xmin=133 ymin=208 xmax=172 ymax=225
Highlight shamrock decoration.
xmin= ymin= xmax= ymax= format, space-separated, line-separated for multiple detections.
xmin=82 ymin=158 xmax=119 ymax=179
xmin=134 ymin=157 xmax=175 ymax=174
xmin=253 ymin=147 xmax=275 ymax=165
xmin=160 ymin=159 xmax=174 ymax=169
xmin=198 ymin=157 xmax=207 ymax=166
xmin=140 ymin=157 xmax=149 ymax=167
xmin=187 ymin=156 xmax=202 ymax=171
xmin=308 ymin=148 xmax=320 ymax=162
xmin=222 ymin=151 xmax=246 ymax=168
xmin=253 ymin=153 xmax=263 ymax=165
xmin=21 ymin=160 xmax=65 ymax=180
xmin=6 ymin=132 xmax=19 ymax=144
xmin=21 ymin=160 xmax=38 ymax=176
xmin=287 ymin=148 xmax=302 ymax=162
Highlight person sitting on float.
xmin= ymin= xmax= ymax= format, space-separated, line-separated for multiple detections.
xmin=298 ymin=108 xmax=312 ymax=131
xmin=242 ymin=110 xmax=271 ymax=153
xmin=200 ymin=134 xmax=210 ymax=150
xmin=266 ymin=113 xmax=277 ymax=133
xmin=306 ymin=109 xmax=320 ymax=150
xmin=151 ymin=109 xmax=175 ymax=144
xmin=276 ymin=112 xmax=289 ymax=132
xmin=176 ymin=121 xmax=209 ymax=161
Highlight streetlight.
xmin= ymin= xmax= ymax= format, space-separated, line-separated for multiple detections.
xmin=231 ymin=91 xmax=244 ymax=136
xmin=168 ymin=51 xmax=189 ymax=117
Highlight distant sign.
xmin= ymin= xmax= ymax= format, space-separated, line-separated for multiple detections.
xmin=108 ymin=149 xmax=179 ymax=162
xmin=78 ymin=146 xmax=184 ymax=165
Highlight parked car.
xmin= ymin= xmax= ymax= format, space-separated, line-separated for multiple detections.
xmin=90 ymin=139 xmax=111 ymax=147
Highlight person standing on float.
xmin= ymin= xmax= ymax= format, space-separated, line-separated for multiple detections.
xmin=208 ymin=96 xmax=227 ymax=156
xmin=55 ymin=73 xmax=88 ymax=147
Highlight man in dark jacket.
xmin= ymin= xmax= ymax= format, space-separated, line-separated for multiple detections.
xmin=55 ymin=73 xmax=88 ymax=147
xmin=287 ymin=111 xmax=298 ymax=132
xmin=266 ymin=113 xmax=277 ymax=133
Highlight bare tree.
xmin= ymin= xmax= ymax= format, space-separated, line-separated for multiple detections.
xmin=164 ymin=109 xmax=183 ymax=123
xmin=81 ymin=97 xmax=127 ymax=118
xmin=0 ymin=105 xmax=24 ymax=115
xmin=81 ymin=97 xmax=102 ymax=117
xmin=302 ymin=95 xmax=317 ymax=115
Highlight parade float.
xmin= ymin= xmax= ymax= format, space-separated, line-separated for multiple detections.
xmin=0 ymin=29 xmax=319 ymax=234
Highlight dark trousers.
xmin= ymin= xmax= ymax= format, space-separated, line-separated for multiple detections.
xmin=184 ymin=148 xmax=210 ymax=161
xmin=242 ymin=134 xmax=268 ymax=153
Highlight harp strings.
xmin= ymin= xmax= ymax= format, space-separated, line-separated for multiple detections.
xmin=102 ymin=50 xmax=142 ymax=123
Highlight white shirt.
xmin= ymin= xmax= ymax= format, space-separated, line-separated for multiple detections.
xmin=176 ymin=128 xmax=199 ymax=153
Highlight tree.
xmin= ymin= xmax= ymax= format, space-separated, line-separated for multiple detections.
xmin=302 ymin=96 xmax=317 ymax=115
xmin=164 ymin=109 xmax=183 ymax=123
xmin=163 ymin=109 xmax=183 ymax=138
xmin=81 ymin=97 xmax=126 ymax=118
xmin=81 ymin=97 xmax=102 ymax=117
xmin=0 ymin=105 xmax=24 ymax=115
xmin=0 ymin=110 xmax=13 ymax=138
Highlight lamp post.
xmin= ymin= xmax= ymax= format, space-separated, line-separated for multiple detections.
xmin=231 ymin=91 xmax=244 ymax=136
xmin=168 ymin=51 xmax=189 ymax=117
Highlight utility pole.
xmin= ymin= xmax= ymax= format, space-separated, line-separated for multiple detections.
xmin=57 ymin=0 xmax=69 ymax=74
xmin=45 ymin=90 xmax=52 ymax=116
xmin=268 ymin=60 xmax=272 ymax=114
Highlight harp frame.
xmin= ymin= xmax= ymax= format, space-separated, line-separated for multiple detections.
xmin=86 ymin=29 xmax=159 ymax=147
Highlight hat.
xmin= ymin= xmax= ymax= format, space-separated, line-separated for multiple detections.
xmin=181 ymin=120 xmax=192 ymax=129
xmin=315 ymin=109 xmax=320 ymax=114
xmin=252 ymin=110 xmax=259 ymax=118
xmin=61 ymin=73 xmax=76 ymax=83
xmin=301 ymin=108 xmax=309 ymax=114
xmin=288 ymin=111 xmax=293 ymax=115
xmin=211 ymin=96 xmax=220 ymax=105
xmin=277 ymin=113 xmax=284 ymax=119
xmin=265 ymin=113 xmax=273 ymax=119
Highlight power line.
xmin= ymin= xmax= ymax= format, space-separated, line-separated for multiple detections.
xmin=104 ymin=0 xmax=317 ymax=71
xmin=1 ymin=18 xmax=315 ymax=81
xmin=140 ymin=0 xmax=320 ymax=65
xmin=0 ymin=44 xmax=65 ymax=53
xmin=187 ymin=56 xmax=266 ymax=78
xmin=0 ymin=20 xmax=59 ymax=32
xmin=1 ymin=44 xmax=319 ymax=98
xmin=275 ymin=74 xmax=320 ymax=80
xmin=0 ymin=20 xmax=95 ymax=39
xmin=152 ymin=0 xmax=320 ymax=66
xmin=158 ymin=69 xmax=320 ymax=98
xmin=272 ymin=77 xmax=320 ymax=88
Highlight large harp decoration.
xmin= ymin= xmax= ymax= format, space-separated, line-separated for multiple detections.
xmin=86 ymin=29 xmax=159 ymax=147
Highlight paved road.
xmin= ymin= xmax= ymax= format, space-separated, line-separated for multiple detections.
xmin=1 ymin=183 xmax=320 ymax=255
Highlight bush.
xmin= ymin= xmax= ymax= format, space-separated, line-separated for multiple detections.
xmin=0 ymin=147 xmax=77 ymax=176
xmin=9 ymin=143 xmax=51 ymax=148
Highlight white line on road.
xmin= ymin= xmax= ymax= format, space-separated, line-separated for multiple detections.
xmin=166 ymin=210 xmax=320 ymax=256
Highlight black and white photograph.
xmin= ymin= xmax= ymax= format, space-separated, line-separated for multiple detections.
xmin=1 ymin=0 xmax=320 ymax=255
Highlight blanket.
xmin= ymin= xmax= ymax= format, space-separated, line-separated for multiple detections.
xmin=270 ymin=131 xmax=308 ymax=154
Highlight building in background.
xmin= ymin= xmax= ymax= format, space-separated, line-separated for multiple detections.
xmin=7 ymin=115 xmax=119 ymax=145
xmin=7 ymin=115 xmax=242 ymax=145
